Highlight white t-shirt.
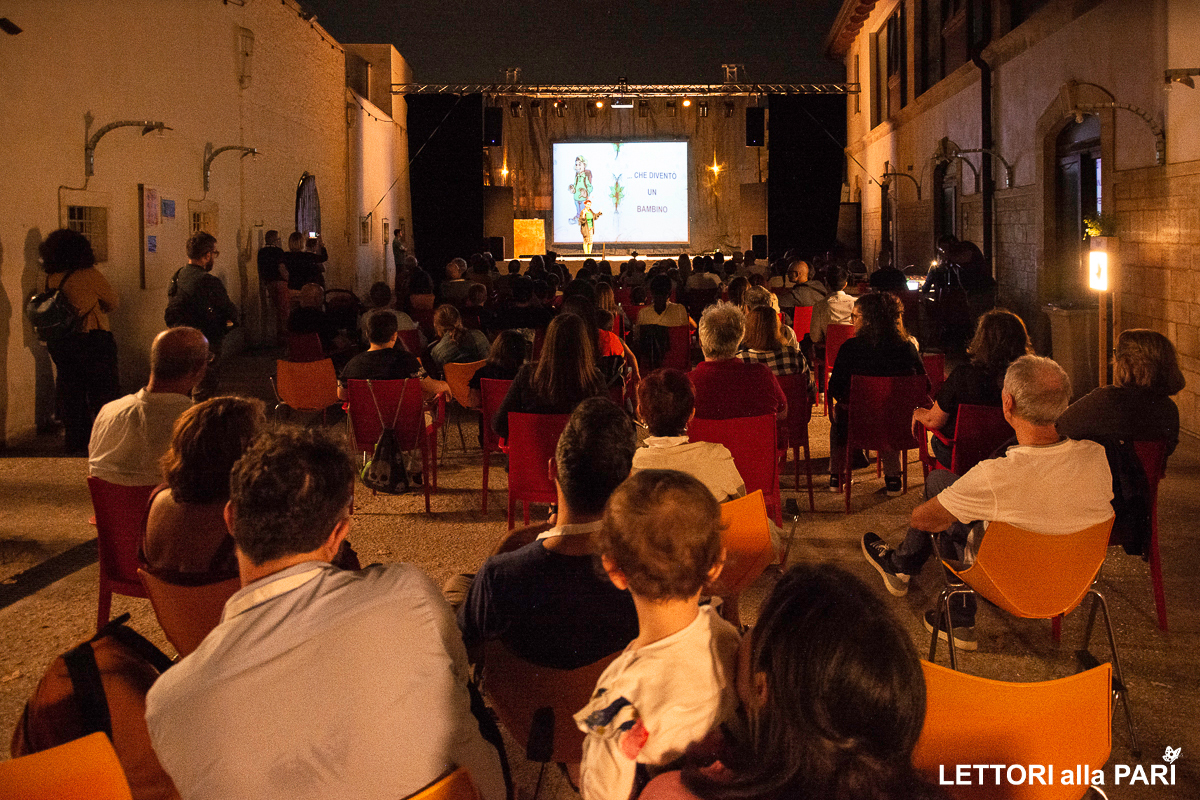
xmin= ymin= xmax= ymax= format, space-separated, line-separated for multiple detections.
xmin=88 ymin=389 xmax=194 ymax=486
xmin=938 ymin=438 xmax=1113 ymax=534
xmin=637 ymin=303 xmax=690 ymax=328
xmin=631 ymin=437 xmax=745 ymax=502
xmin=575 ymin=606 xmax=740 ymax=800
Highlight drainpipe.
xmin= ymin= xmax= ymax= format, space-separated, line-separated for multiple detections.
xmin=971 ymin=1 xmax=994 ymax=277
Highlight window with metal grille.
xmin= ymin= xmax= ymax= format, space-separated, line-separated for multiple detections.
xmin=67 ymin=205 xmax=108 ymax=262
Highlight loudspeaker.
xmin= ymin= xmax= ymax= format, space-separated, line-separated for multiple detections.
xmin=746 ymin=107 xmax=765 ymax=147
xmin=485 ymin=236 xmax=505 ymax=261
xmin=752 ymin=234 xmax=767 ymax=259
xmin=483 ymin=107 xmax=503 ymax=147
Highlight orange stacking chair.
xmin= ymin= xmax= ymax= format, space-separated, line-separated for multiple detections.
xmin=138 ymin=570 xmax=240 ymax=658
xmin=87 ymin=477 xmax=154 ymax=631
xmin=405 ymin=768 xmax=481 ymax=800
xmin=271 ymin=358 xmax=339 ymax=423
xmin=707 ymin=491 xmax=777 ymax=627
xmin=0 ymin=731 xmax=133 ymax=800
xmin=442 ymin=359 xmax=486 ymax=452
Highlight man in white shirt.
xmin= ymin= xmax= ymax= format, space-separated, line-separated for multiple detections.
xmin=861 ymin=356 xmax=1113 ymax=650
xmin=87 ymin=327 xmax=208 ymax=485
xmin=809 ymin=266 xmax=855 ymax=347
xmin=146 ymin=427 xmax=505 ymax=800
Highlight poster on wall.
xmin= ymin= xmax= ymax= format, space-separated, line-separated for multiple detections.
xmin=552 ymin=141 xmax=689 ymax=244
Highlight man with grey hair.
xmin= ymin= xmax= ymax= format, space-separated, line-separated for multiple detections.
xmin=690 ymin=303 xmax=786 ymax=420
xmin=861 ymin=355 xmax=1113 ymax=649
xmin=440 ymin=257 xmax=471 ymax=306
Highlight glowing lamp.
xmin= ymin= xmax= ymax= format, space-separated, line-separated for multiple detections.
xmin=595 ymin=100 xmax=604 ymax=108
xmin=1088 ymin=250 xmax=1108 ymax=291
xmin=682 ymin=99 xmax=692 ymax=107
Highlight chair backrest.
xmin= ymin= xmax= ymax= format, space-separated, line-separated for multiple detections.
xmin=845 ymin=375 xmax=929 ymax=452
xmin=0 ymin=731 xmax=133 ymax=800
xmin=344 ymin=378 xmax=425 ymax=453
xmin=773 ymin=372 xmax=812 ymax=449
xmin=1132 ymin=439 xmax=1168 ymax=495
xmin=443 ymin=360 xmax=485 ymax=408
xmin=274 ymin=358 xmax=339 ymax=412
xmin=689 ymin=415 xmax=778 ymax=504
xmin=482 ymin=641 xmax=617 ymax=765
xmin=396 ymin=328 xmax=422 ymax=356
xmin=914 ymin=660 xmax=1112 ymax=800
xmin=404 ymin=768 xmax=481 ymax=800
xmin=138 ymin=570 xmax=240 ymax=658
xmin=662 ymin=325 xmax=692 ymax=372
xmin=955 ymin=518 xmax=1114 ymax=619
xmin=707 ymin=491 xmax=774 ymax=597
xmin=949 ymin=404 xmax=1013 ymax=475
xmin=286 ymin=331 xmax=324 ymax=362
xmin=792 ymin=305 xmax=814 ymax=338
xmin=87 ymin=478 xmax=156 ymax=589
xmin=824 ymin=323 xmax=856 ymax=368
xmin=479 ymin=378 xmax=514 ymax=451
xmin=506 ymin=413 xmax=570 ymax=505
xmin=922 ymin=352 xmax=946 ymax=398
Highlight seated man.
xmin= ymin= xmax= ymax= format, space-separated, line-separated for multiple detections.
xmin=146 ymin=427 xmax=504 ymax=800
xmin=455 ymin=397 xmax=639 ymax=670
xmin=788 ymin=259 xmax=829 ymax=308
xmin=339 ymin=310 xmax=448 ymax=400
xmin=808 ymin=266 xmax=855 ymax=354
xmin=861 ymin=355 xmax=1113 ymax=650
xmin=688 ymin=303 xmax=786 ymax=422
xmin=88 ymin=327 xmax=208 ymax=486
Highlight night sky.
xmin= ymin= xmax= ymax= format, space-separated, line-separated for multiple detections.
xmin=300 ymin=0 xmax=848 ymax=86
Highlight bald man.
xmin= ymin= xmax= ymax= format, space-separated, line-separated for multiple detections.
xmin=88 ymin=327 xmax=209 ymax=486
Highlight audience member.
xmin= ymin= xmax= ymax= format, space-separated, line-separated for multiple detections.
xmin=737 ymin=307 xmax=810 ymax=390
xmin=360 ymin=281 xmax=423 ymax=349
xmin=340 ymin=310 xmax=448 ymax=400
xmin=742 ymin=287 xmax=798 ymax=346
xmin=466 ymin=329 xmax=527 ymax=408
xmin=863 ymin=356 xmax=1112 ymax=647
xmin=441 ymin=258 xmax=472 ymax=306
xmin=145 ymin=427 xmax=505 ymax=800
xmin=430 ymin=304 xmax=490 ymax=371
xmin=808 ymin=266 xmax=855 ymax=349
xmin=89 ymin=327 xmax=207 ymax=486
xmin=493 ymin=276 xmax=554 ymax=331
xmin=455 ymin=398 xmax=639 ymax=668
xmin=641 ymin=564 xmax=948 ymax=800
xmin=632 ymin=369 xmax=745 ymax=503
xmin=869 ymin=249 xmax=908 ymax=294
xmin=726 ymin=276 xmax=749 ymax=308
xmin=596 ymin=281 xmax=631 ymax=334
xmin=287 ymin=283 xmax=339 ymax=350
xmin=282 ymin=231 xmax=327 ymax=290
xmin=689 ymin=304 xmax=786 ymax=422
xmin=576 ymin=469 xmax=739 ymax=800
xmin=166 ymin=232 xmax=238 ymax=400
xmin=787 ymin=260 xmax=828 ymax=308
xmin=461 ymin=283 xmax=494 ymax=332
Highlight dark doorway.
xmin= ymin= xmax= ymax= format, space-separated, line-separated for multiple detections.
xmin=1053 ymin=115 xmax=1100 ymax=302
xmin=295 ymin=173 xmax=321 ymax=236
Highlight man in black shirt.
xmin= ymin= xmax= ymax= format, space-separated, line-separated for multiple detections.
xmin=338 ymin=310 xmax=448 ymax=400
xmin=257 ymin=230 xmax=289 ymax=341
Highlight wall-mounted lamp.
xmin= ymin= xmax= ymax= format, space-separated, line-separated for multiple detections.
xmin=638 ymin=99 xmax=649 ymax=118
xmin=203 ymin=143 xmax=259 ymax=191
xmin=554 ymin=100 xmax=566 ymax=118
xmin=724 ymin=101 xmax=735 ymax=118
xmin=509 ymin=101 xmax=523 ymax=118
xmin=682 ymin=98 xmax=692 ymax=108
xmin=1164 ymin=68 xmax=1199 ymax=89
xmin=666 ymin=100 xmax=677 ymax=117
xmin=85 ymin=118 xmax=172 ymax=177
xmin=530 ymin=100 xmax=543 ymax=117
xmin=698 ymin=101 xmax=709 ymax=118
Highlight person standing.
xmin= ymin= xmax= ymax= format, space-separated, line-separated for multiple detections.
xmin=256 ymin=230 xmax=289 ymax=342
xmin=391 ymin=226 xmax=407 ymax=272
xmin=37 ymin=228 xmax=120 ymax=454
xmin=580 ymin=199 xmax=602 ymax=255
xmin=165 ymin=232 xmax=238 ymax=401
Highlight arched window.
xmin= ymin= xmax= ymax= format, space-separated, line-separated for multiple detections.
xmin=295 ymin=173 xmax=321 ymax=236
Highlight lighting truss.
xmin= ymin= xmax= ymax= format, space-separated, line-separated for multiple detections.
xmin=392 ymin=83 xmax=858 ymax=97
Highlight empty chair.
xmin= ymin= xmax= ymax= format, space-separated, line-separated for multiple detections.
xmin=922 ymin=352 xmax=946 ymax=398
xmin=914 ymin=660 xmax=1113 ymax=800
xmin=504 ymin=412 xmax=570 ymax=528
xmin=791 ymin=305 xmax=814 ymax=339
xmin=271 ymin=358 xmax=339 ymax=423
xmin=920 ymin=403 xmax=1013 ymax=477
xmin=774 ymin=372 xmax=814 ymax=511
xmin=442 ymin=359 xmax=486 ymax=451
xmin=479 ymin=378 xmax=514 ymax=514
xmin=0 ymin=731 xmax=133 ymax=800
xmin=404 ymin=768 xmax=481 ymax=800
xmin=345 ymin=378 xmax=438 ymax=512
xmin=87 ymin=477 xmax=155 ymax=631
xmin=707 ymin=490 xmax=776 ymax=627
xmin=138 ymin=570 xmax=240 ymax=658
xmin=841 ymin=375 xmax=928 ymax=512
xmin=821 ymin=322 xmax=856 ymax=414
xmin=690 ymin=414 xmax=781 ymax=526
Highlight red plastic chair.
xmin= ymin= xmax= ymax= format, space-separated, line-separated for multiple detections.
xmin=822 ymin=323 xmax=856 ymax=415
xmin=479 ymin=378 xmax=514 ymax=514
xmin=344 ymin=378 xmax=438 ymax=512
xmin=774 ymin=373 xmax=814 ymax=512
xmin=396 ymin=328 xmax=422 ymax=356
xmin=690 ymin=414 xmax=782 ymax=526
xmin=505 ymin=412 xmax=570 ymax=529
xmin=661 ymin=325 xmax=692 ymax=372
xmin=86 ymin=478 xmax=155 ymax=631
xmin=792 ymin=305 xmax=814 ymax=338
xmin=286 ymin=331 xmax=324 ymax=362
xmin=1133 ymin=440 xmax=1170 ymax=631
xmin=920 ymin=403 xmax=1013 ymax=478
xmin=842 ymin=375 xmax=929 ymax=513
xmin=922 ymin=353 xmax=946 ymax=399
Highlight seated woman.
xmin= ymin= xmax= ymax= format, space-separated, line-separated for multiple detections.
xmin=466 ymin=329 xmax=527 ymax=409
xmin=493 ymin=312 xmax=606 ymax=439
xmin=689 ymin=303 xmax=786 ymax=423
xmin=828 ymin=292 xmax=925 ymax=495
xmin=640 ymin=564 xmax=947 ymax=800
xmin=632 ymin=368 xmax=745 ymax=503
xmin=596 ymin=280 xmax=631 ymax=335
xmin=911 ymin=308 xmax=1031 ymax=467
xmin=737 ymin=305 xmax=809 ymax=381
xmin=561 ymin=294 xmax=640 ymax=388
xmin=430 ymin=304 xmax=490 ymax=373
xmin=1057 ymin=328 xmax=1185 ymax=456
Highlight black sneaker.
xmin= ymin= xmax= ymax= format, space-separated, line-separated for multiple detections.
xmin=924 ymin=609 xmax=978 ymax=651
xmin=861 ymin=533 xmax=910 ymax=596
xmin=885 ymin=476 xmax=903 ymax=497
xmin=829 ymin=474 xmax=841 ymax=493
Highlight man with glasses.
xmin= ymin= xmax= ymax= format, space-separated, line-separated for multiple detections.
xmin=165 ymin=232 xmax=238 ymax=399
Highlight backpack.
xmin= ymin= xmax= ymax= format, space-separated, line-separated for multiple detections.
xmin=360 ymin=379 xmax=411 ymax=494
xmin=25 ymin=268 xmax=82 ymax=343
xmin=11 ymin=614 xmax=178 ymax=800
xmin=165 ymin=267 xmax=222 ymax=340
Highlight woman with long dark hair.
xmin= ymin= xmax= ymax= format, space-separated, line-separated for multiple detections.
xmin=466 ymin=329 xmax=527 ymax=409
xmin=38 ymin=228 xmax=120 ymax=454
xmin=912 ymin=308 xmax=1031 ymax=466
xmin=493 ymin=312 xmax=606 ymax=439
xmin=642 ymin=564 xmax=947 ymax=800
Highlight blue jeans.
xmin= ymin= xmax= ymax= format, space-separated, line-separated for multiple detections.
xmin=894 ymin=469 xmax=979 ymax=623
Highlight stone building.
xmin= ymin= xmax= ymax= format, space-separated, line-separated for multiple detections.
xmin=827 ymin=0 xmax=1200 ymax=434
xmin=0 ymin=0 xmax=412 ymax=444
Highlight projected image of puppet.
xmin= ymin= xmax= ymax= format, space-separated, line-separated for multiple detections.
xmin=569 ymin=156 xmax=593 ymax=223
xmin=580 ymin=199 xmax=602 ymax=254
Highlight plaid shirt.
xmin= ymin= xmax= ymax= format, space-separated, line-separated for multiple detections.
xmin=737 ymin=344 xmax=808 ymax=377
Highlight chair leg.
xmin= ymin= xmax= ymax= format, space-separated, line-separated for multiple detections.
xmin=456 ymin=418 xmax=467 ymax=452
xmin=421 ymin=439 xmax=432 ymax=514
xmin=482 ymin=449 xmax=490 ymax=514
xmin=901 ymin=450 xmax=908 ymax=494
xmin=844 ymin=443 xmax=853 ymax=513
xmin=97 ymin=585 xmax=112 ymax=632
xmin=523 ymin=501 xmax=531 ymax=526
xmin=1052 ymin=614 xmax=1063 ymax=643
xmin=803 ymin=439 xmax=814 ymax=512
xmin=1086 ymin=588 xmax=1140 ymax=757
xmin=792 ymin=443 xmax=800 ymax=491
xmin=1149 ymin=515 xmax=1168 ymax=632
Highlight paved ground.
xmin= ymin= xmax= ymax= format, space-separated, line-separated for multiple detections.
xmin=0 ymin=347 xmax=1196 ymax=798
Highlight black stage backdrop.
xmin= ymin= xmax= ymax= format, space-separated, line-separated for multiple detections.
xmin=767 ymin=95 xmax=846 ymax=261
xmin=407 ymin=94 xmax=484 ymax=280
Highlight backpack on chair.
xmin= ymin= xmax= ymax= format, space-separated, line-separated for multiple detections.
xmin=360 ymin=379 xmax=411 ymax=494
